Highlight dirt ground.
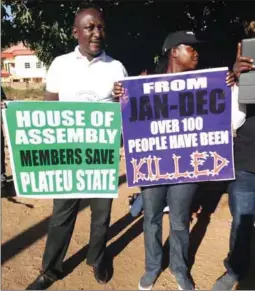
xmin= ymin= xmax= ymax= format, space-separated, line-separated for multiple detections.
xmin=1 ymin=142 xmax=255 ymax=290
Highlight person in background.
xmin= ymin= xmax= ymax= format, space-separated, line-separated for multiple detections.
xmin=212 ymin=21 xmax=255 ymax=290
xmin=114 ymin=30 xmax=237 ymax=290
xmin=26 ymin=5 xmax=127 ymax=290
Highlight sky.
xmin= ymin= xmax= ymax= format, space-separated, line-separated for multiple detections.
xmin=3 ymin=5 xmax=13 ymax=20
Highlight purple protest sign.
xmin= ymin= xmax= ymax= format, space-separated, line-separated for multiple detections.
xmin=120 ymin=67 xmax=235 ymax=188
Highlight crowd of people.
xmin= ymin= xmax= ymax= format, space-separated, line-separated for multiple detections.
xmin=1 ymin=4 xmax=254 ymax=291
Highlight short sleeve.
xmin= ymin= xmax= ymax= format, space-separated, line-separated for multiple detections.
xmin=113 ymin=61 xmax=128 ymax=80
xmin=121 ymin=64 xmax=128 ymax=77
xmin=46 ymin=57 xmax=61 ymax=93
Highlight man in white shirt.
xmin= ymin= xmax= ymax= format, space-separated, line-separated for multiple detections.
xmin=27 ymin=5 xmax=127 ymax=290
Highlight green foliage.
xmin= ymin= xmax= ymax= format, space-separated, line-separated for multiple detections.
xmin=1 ymin=0 xmax=255 ymax=73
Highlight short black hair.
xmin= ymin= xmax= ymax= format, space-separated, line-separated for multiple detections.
xmin=77 ymin=2 xmax=103 ymax=13
xmin=74 ymin=3 xmax=103 ymax=26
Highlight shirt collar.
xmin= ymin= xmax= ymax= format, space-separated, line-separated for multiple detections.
xmin=74 ymin=46 xmax=106 ymax=63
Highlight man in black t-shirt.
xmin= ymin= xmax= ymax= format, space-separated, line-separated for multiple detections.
xmin=213 ymin=38 xmax=255 ymax=290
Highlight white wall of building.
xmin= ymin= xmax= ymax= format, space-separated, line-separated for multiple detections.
xmin=13 ymin=55 xmax=47 ymax=79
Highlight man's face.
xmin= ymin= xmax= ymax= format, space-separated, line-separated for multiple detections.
xmin=175 ymin=44 xmax=199 ymax=71
xmin=73 ymin=9 xmax=106 ymax=58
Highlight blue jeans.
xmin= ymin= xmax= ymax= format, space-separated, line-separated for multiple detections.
xmin=141 ymin=183 xmax=199 ymax=279
xmin=224 ymin=171 xmax=255 ymax=280
xmin=130 ymin=194 xmax=143 ymax=217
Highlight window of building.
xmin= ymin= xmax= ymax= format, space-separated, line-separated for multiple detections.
xmin=36 ymin=62 xmax=42 ymax=68
xmin=24 ymin=62 xmax=30 ymax=69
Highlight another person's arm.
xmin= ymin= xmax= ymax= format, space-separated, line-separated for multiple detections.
xmin=231 ymin=42 xmax=255 ymax=133
xmin=233 ymin=42 xmax=255 ymax=81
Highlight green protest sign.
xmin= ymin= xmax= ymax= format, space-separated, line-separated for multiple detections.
xmin=3 ymin=101 xmax=121 ymax=198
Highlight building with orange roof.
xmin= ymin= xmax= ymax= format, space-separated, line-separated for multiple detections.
xmin=1 ymin=42 xmax=46 ymax=83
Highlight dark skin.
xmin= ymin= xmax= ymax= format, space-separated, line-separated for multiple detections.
xmin=113 ymin=43 xmax=235 ymax=98
xmin=45 ymin=8 xmax=105 ymax=101
xmin=167 ymin=44 xmax=199 ymax=73
xmin=73 ymin=8 xmax=105 ymax=60
xmin=233 ymin=42 xmax=255 ymax=80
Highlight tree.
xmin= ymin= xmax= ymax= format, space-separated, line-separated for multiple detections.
xmin=2 ymin=0 xmax=255 ymax=74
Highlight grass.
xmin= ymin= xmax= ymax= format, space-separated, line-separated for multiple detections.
xmin=3 ymin=87 xmax=45 ymax=101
